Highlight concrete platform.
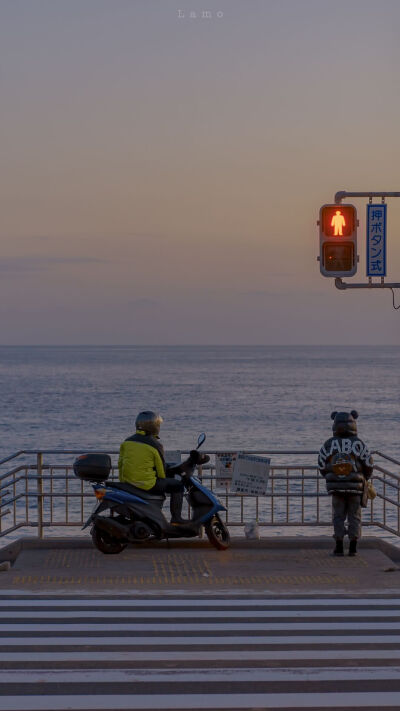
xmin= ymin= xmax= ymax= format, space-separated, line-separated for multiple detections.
xmin=1 ymin=536 xmax=400 ymax=595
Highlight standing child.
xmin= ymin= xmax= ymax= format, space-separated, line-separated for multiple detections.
xmin=318 ymin=410 xmax=374 ymax=557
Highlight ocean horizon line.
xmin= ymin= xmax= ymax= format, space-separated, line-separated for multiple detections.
xmin=0 ymin=343 xmax=399 ymax=349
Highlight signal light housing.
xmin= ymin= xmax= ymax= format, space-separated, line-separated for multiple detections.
xmin=318 ymin=204 xmax=358 ymax=277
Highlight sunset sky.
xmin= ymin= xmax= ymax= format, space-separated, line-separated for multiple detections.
xmin=1 ymin=0 xmax=400 ymax=344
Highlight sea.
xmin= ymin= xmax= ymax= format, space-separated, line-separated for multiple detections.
xmin=1 ymin=345 xmax=399 ymax=461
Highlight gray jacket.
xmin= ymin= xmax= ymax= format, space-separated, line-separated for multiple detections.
xmin=318 ymin=436 xmax=374 ymax=495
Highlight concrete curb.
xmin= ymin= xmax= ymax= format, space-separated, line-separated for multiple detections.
xmin=2 ymin=534 xmax=400 ymax=563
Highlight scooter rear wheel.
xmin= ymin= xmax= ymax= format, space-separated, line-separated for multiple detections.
xmin=205 ymin=516 xmax=230 ymax=550
xmin=91 ymin=525 xmax=127 ymax=554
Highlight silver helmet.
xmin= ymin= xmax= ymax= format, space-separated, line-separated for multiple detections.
xmin=135 ymin=410 xmax=163 ymax=436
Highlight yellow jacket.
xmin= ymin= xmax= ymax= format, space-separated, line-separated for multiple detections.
xmin=118 ymin=430 xmax=166 ymax=490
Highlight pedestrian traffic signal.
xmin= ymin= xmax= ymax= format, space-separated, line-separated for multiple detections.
xmin=318 ymin=204 xmax=358 ymax=277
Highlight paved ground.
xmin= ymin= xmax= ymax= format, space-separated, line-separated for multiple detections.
xmin=1 ymin=536 xmax=400 ymax=595
xmin=2 ymin=537 xmax=400 ymax=709
xmin=2 ymin=595 xmax=400 ymax=709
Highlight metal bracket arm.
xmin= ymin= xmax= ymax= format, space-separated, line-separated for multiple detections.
xmin=335 ymin=190 xmax=400 ymax=204
xmin=335 ymin=278 xmax=400 ymax=290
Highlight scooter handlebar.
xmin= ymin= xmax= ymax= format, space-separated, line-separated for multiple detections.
xmin=179 ymin=453 xmax=210 ymax=476
xmin=198 ymin=453 xmax=210 ymax=465
xmin=189 ymin=452 xmax=210 ymax=466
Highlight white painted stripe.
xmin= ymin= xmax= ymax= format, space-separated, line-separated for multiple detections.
xmin=1 ymin=597 xmax=400 ymax=607
xmin=1 ymin=608 xmax=399 ymax=619
xmin=2 ymin=648 xmax=400 ymax=662
xmin=3 ymin=633 xmax=400 ymax=646
xmin=2 ymin=621 xmax=400 ymax=632
xmin=2 ymin=691 xmax=400 ymax=710
xmin=2 ymin=666 xmax=400 ymax=683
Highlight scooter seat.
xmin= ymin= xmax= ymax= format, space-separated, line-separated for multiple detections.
xmin=108 ymin=481 xmax=165 ymax=501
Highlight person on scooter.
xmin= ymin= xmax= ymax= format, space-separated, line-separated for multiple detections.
xmin=318 ymin=410 xmax=374 ymax=557
xmin=118 ymin=411 xmax=199 ymax=525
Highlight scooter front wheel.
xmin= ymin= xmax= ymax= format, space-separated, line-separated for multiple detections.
xmin=205 ymin=515 xmax=230 ymax=550
xmin=91 ymin=525 xmax=127 ymax=554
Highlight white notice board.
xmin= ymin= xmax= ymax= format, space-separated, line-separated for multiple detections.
xmin=231 ymin=454 xmax=271 ymax=496
xmin=215 ymin=452 xmax=238 ymax=486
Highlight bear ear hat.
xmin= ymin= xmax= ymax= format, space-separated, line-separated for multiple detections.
xmin=331 ymin=411 xmax=338 ymax=420
xmin=351 ymin=410 xmax=359 ymax=419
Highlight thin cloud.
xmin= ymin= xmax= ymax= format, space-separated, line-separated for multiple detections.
xmin=238 ymin=289 xmax=285 ymax=297
xmin=0 ymin=256 xmax=106 ymax=273
xmin=129 ymin=298 xmax=160 ymax=308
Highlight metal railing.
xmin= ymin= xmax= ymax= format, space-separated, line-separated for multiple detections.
xmin=0 ymin=449 xmax=399 ymax=542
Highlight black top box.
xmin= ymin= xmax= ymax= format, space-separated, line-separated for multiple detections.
xmin=73 ymin=453 xmax=112 ymax=482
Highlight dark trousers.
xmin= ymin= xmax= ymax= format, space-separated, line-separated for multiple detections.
xmin=149 ymin=473 xmax=184 ymax=520
xmin=332 ymin=493 xmax=362 ymax=540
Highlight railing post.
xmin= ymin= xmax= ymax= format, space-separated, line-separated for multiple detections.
xmin=37 ymin=452 xmax=44 ymax=539
xmin=398 ymin=478 xmax=400 ymax=535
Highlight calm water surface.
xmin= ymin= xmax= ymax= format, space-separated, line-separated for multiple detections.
xmin=0 ymin=346 xmax=399 ymax=460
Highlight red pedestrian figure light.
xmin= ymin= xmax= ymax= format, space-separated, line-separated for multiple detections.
xmin=331 ymin=210 xmax=346 ymax=236
xmin=318 ymin=203 xmax=358 ymax=277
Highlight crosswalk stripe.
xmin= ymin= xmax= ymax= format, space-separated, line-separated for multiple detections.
xmin=4 ymin=633 xmax=400 ymax=645
xmin=2 ymin=647 xmax=400 ymax=662
xmin=2 ymin=648 xmax=400 ymax=662
xmin=2 ymin=691 xmax=400 ymax=710
xmin=2 ymin=667 xmax=400 ymax=682
xmin=4 ymin=620 xmax=400 ymax=632
xmin=2 ymin=596 xmax=400 ymax=710
xmin=1 ymin=597 xmax=400 ymax=606
xmin=3 ymin=608 xmax=400 ymax=618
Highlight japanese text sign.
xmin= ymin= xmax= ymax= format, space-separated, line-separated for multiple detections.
xmin=231 ymin=454 xmax=271 ymax=496
xmin=367 ymin=204 xmax=387 ymax=277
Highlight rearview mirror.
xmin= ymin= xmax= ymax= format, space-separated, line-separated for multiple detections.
xmin=197 ymin=433 xmax=206 ymax=449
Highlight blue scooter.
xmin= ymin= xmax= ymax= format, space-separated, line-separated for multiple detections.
xmin=74 ymin=434 xmax=230 ymax=553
